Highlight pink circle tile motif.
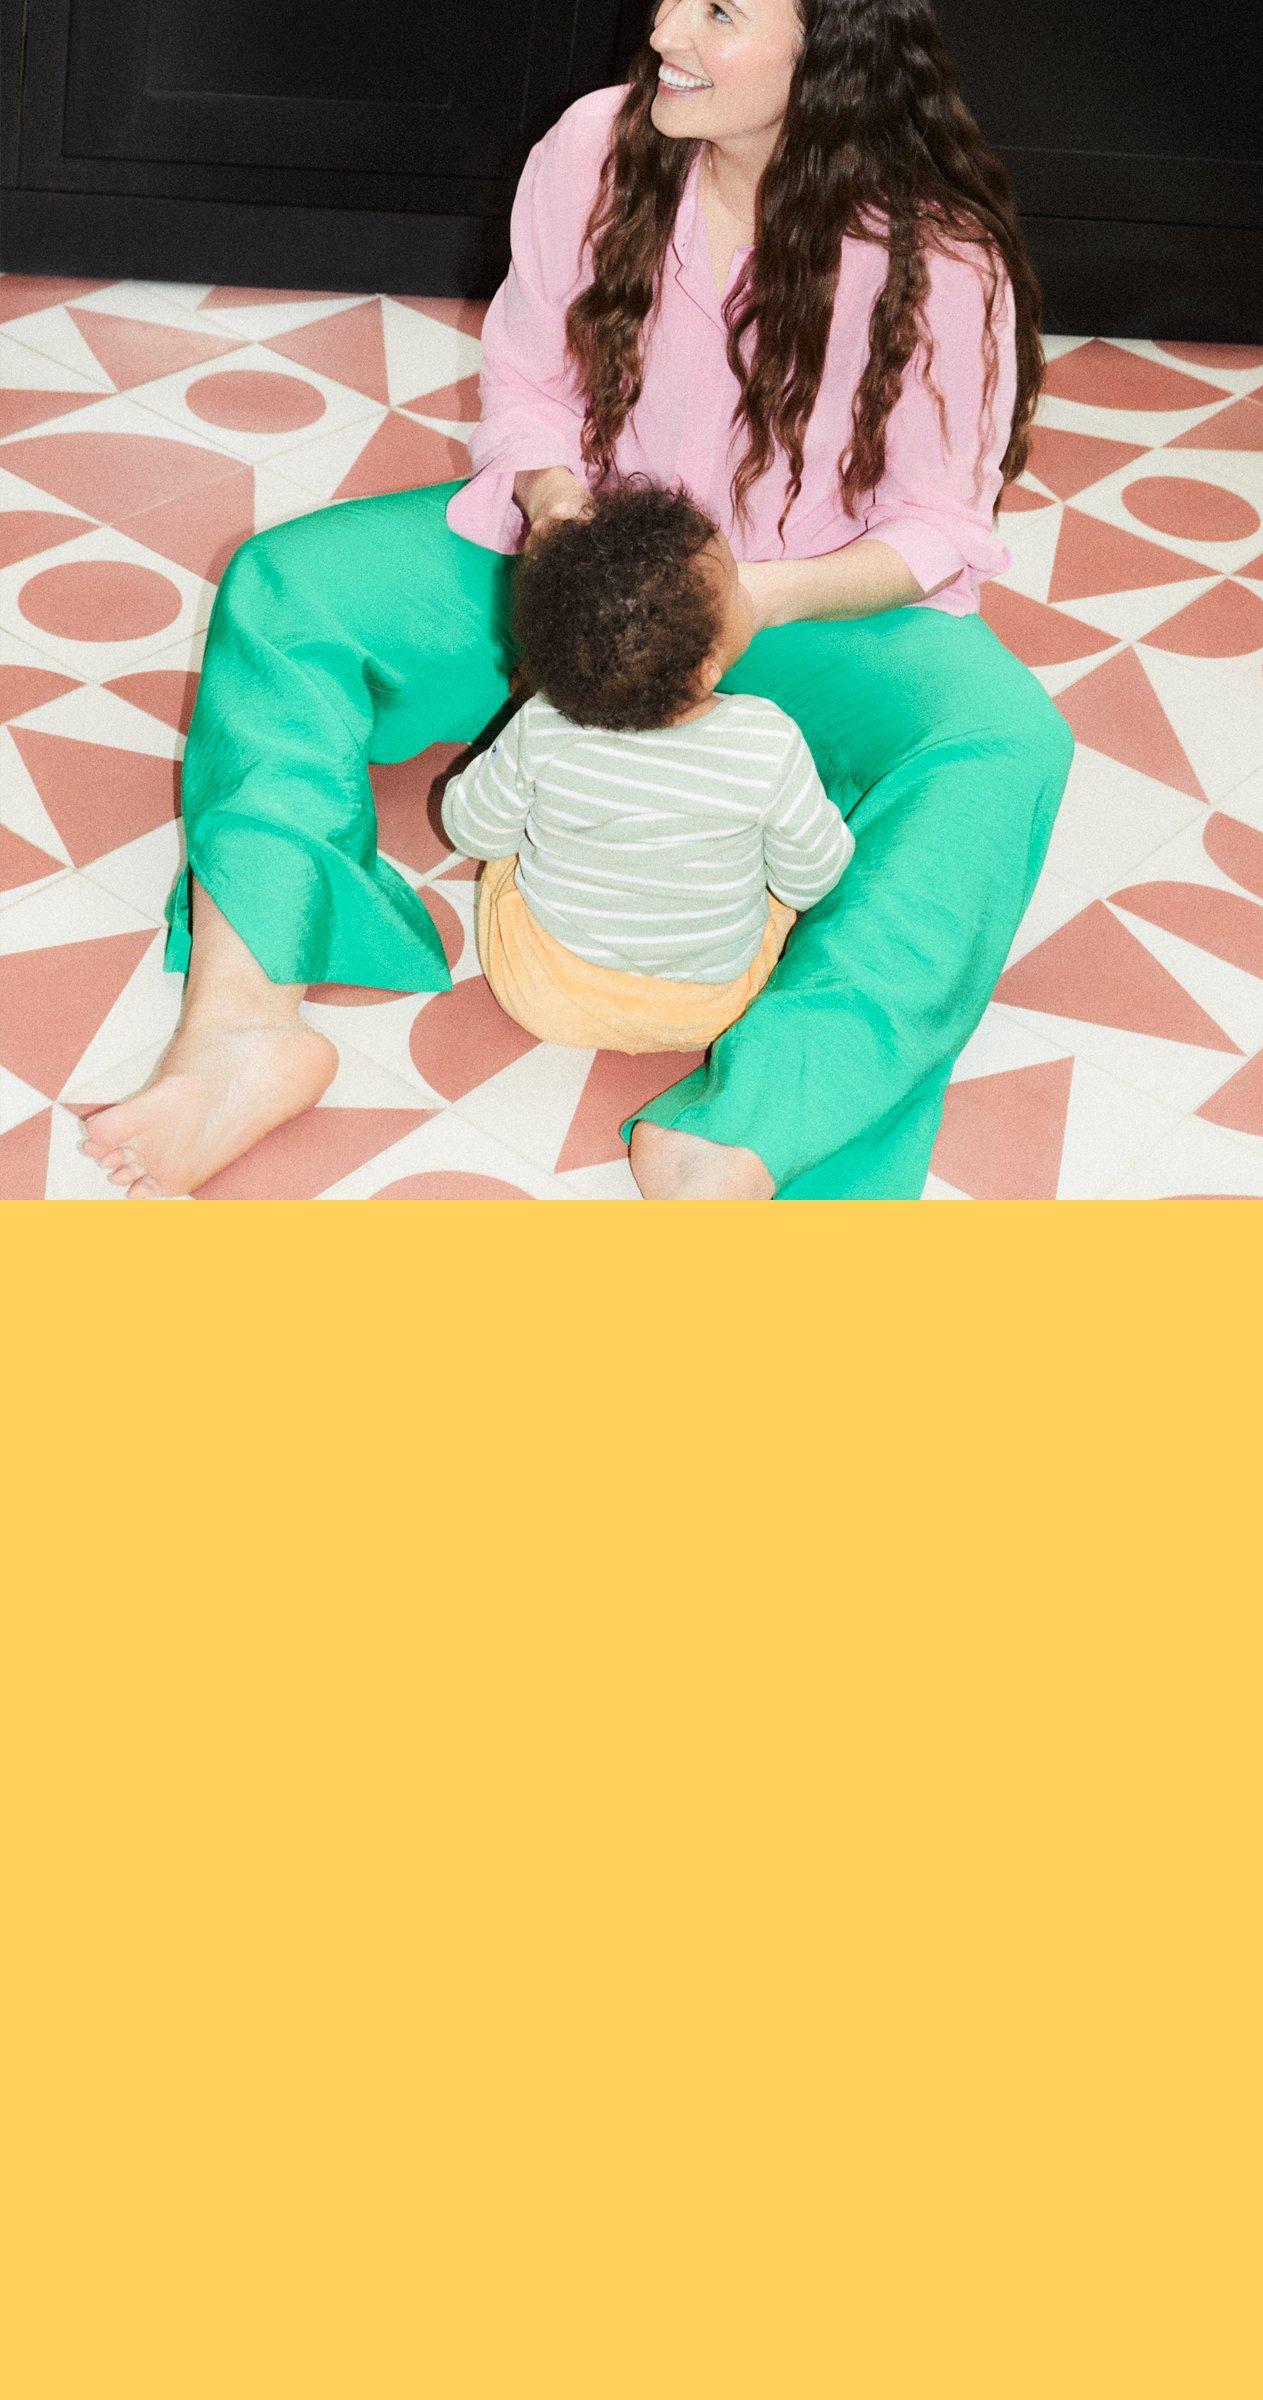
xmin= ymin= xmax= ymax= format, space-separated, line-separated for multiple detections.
xmin=372 ymin=1173 xmax=533 ymax=1199
xmin=183 ymin=370 xmax=327 ymax=434
xmin=18 ymin=558 xmax=183 ymax=643
xmin=1121 ymin=476 xmax=1260 ymax=543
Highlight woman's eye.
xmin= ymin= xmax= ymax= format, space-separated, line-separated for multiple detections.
xmin=710 ymin=4 xmax=733 ymax=21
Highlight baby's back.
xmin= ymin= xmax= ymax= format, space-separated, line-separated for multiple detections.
xmin=515 ymin=691 xmax=847 ymax=984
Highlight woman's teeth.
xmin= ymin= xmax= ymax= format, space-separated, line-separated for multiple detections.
xmin=658 ymin=67 xmax=713 ymax=93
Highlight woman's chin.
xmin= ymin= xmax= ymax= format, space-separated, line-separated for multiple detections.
xmin=651 ymin=91 xmax=706 ymax=127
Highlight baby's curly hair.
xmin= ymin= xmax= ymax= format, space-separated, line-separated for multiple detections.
xmin=510 ymin=477 xmax=726 ymax=733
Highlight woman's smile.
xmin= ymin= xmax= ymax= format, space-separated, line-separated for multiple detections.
xmin=657 ymin=65 xmax=715 ymax=95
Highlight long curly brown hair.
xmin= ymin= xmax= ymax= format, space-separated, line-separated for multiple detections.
xmin=564 ymin=0 xmax=1045 ymax=548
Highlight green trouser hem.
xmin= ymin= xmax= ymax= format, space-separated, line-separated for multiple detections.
xmin=163 ymin=837 xmax=453 ymax=994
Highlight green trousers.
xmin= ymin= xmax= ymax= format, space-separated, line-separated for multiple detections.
xmin=164 ymin=476 xmax=1073 ymax=1199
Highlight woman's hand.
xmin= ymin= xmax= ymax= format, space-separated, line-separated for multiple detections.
xmin=517 ymin=467 xmax=595 ymax=552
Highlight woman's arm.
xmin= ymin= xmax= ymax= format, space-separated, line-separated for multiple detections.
xmin=741 ymin=241 xmax=1018 ymax=631
xmin=447 ymin=93 xmax=619 ymax=553
xmin=740 ymin=538 xmax=955 ymax=631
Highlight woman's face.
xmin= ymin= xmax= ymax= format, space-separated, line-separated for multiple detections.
xmin=648 ymin=1 xmax=803 ymax=150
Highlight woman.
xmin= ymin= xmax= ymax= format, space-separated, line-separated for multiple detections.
xmin=82 ymin=0 xmax=1074 ymax=1201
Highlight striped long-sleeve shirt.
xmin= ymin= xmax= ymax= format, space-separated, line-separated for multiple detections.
xmin=439 ymin=691 xmax=855 ymax=983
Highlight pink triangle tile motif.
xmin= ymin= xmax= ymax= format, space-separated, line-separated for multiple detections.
xmin=931 ymin=1057 xmax=1075 ymax=1199
xmin=1057 ymin=650 xmax=1206 ymax=801
xmin=116 ymin=465 xmax=258 ymax=583
xmin=0 ymin=276 xmax=115 ymax=326
xmin=105 ymin=668 xmax=201 ymax=735
xmin=0 ymin=664 xmax=79 ymax=721
xmin=66 ymin=307 xmax=243 ymax=390
xmin=8 ymin=727 xmax=179 ymax=867
xmin=332 ymin=411 xmax=470 ymax=501
xmin=1049 ymin=506 xmax=1212 ymax=602
xmin=994 ymin=902 xmax=1239 ymax=1051
xmin=0 ymin=1108 xmax=54 ymax=1198
xmin=1143 ymin=580 xmax=1263 ymax=658
xmin=0 ymin=929 xmax=156 ymax=1097
xmin=264 ymin=299 xmax=391 ymax=406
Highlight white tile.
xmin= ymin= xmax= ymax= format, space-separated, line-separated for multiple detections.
xmin=0 ymin=327 xmax=113 ymax=397
xmin=124 ymin=346 xmax=382 ymax=468
xmin=1056 ymin=1060 xmax=1183 ymax=1199
xmin=1137 ymin=642 xmax=1263 ymax=804
xmin=984 ymin=998 xmax=1240 ymax=1115
xmin=270 ymin=414 xmax=391 ymax=500
xmin=1106 ymin=900 xmax=1263 ymax=1059
xmin=0 ymin=866 xmax=154 ymax=951
xmin=297 ymin=989 xmax=444 ymax=1102
xmin=320 ymin=1104 xmax=565 ymax=1200
xmin=2 ymin=522 xmax=213 ymax=681
xmin=12 ymin=675 xmax=183 ymax=756
xmin=453 ymin=1038 xmax=596 ymax=1172
xmin=1040 ymin=748 xmax=1206 ymax=897
xmin=0 ymin=1062 xmax=50 ymax=1134
xmin=551 ymin=1156 xmax=642 ymax=1201
xmin=84 ymin=822 xmax=184 ymax=922
xmin=0 ymin=724 xmax=74 ymax=862
xmin=1003 ymin=871 xmax=1094 ymax=965
xmin=381 ymin=297 xmax=482 ymax=408
xmin=1104 ymin=1113 xmax=1263 ymax=1199
xmin=1055 ymin=575 xmax=1218 ymax=648
xmin=65 ymin=933 xmax=183 ymax=1091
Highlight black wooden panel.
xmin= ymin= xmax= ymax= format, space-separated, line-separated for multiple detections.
xmin=9 ymin=0 xmax=620 ymax=202
xmin=933 ymin=0 xmax=1262 ymax=232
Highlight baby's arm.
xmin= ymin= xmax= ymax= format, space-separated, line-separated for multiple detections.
xmin=440 ymin=707 xmax=533 ymax=860
xmin=762 ymin=724 xmax=855 ymax=908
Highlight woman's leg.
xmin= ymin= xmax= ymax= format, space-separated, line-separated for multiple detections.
xmin=625 ymin=606 xmax=1075 ymax=1201
xmin=81 ymin=480 xmax=518 ymax=1194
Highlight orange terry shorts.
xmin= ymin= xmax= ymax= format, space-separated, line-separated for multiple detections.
xmin=474 ymin=853 xmax=797 ymax=1055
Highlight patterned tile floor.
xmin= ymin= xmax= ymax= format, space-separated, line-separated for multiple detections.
xmin=1 ymin=274 xmax=1262 ymax=1199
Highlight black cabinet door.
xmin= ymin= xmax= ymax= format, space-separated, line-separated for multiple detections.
xmin=934 ymin=0 xmax=1261 ymax=231
xmin=15 ymin=0 xmax=619 ymax=207
xmin=3 ymin=0 xmax=631 ymax=291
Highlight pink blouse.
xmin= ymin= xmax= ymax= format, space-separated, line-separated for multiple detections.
xmin=446 ymin=85 xmax=1016 ymax=616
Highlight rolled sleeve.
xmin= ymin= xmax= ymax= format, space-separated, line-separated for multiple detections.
xmin=861 ymin=242 xmax=1017 ymax=608
xmin=446 ymin=93 xmax=618 ymax=556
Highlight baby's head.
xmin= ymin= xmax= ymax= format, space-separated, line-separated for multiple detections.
xmin=510 ymin=478 xmax=755 ymax=733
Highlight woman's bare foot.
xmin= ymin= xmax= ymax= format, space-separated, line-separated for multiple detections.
xmin=79 ymin=1016 xmax=337 ymax=1197
xmin=629 ymin=1121 xmax=774 ymax=1201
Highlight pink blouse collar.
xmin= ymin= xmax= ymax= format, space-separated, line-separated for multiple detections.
xmin=670 ymin=145 xmax=754 ymax=330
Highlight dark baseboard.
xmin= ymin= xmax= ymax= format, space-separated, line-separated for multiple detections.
xmin=3 ymin=186 xmax=1262 ymax=340
xmin=0 ymin=189 xmax=512 ymax=301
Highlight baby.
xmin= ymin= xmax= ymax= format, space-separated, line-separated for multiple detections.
xmin=439 ymin=480 xmax=854 ymax=1055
